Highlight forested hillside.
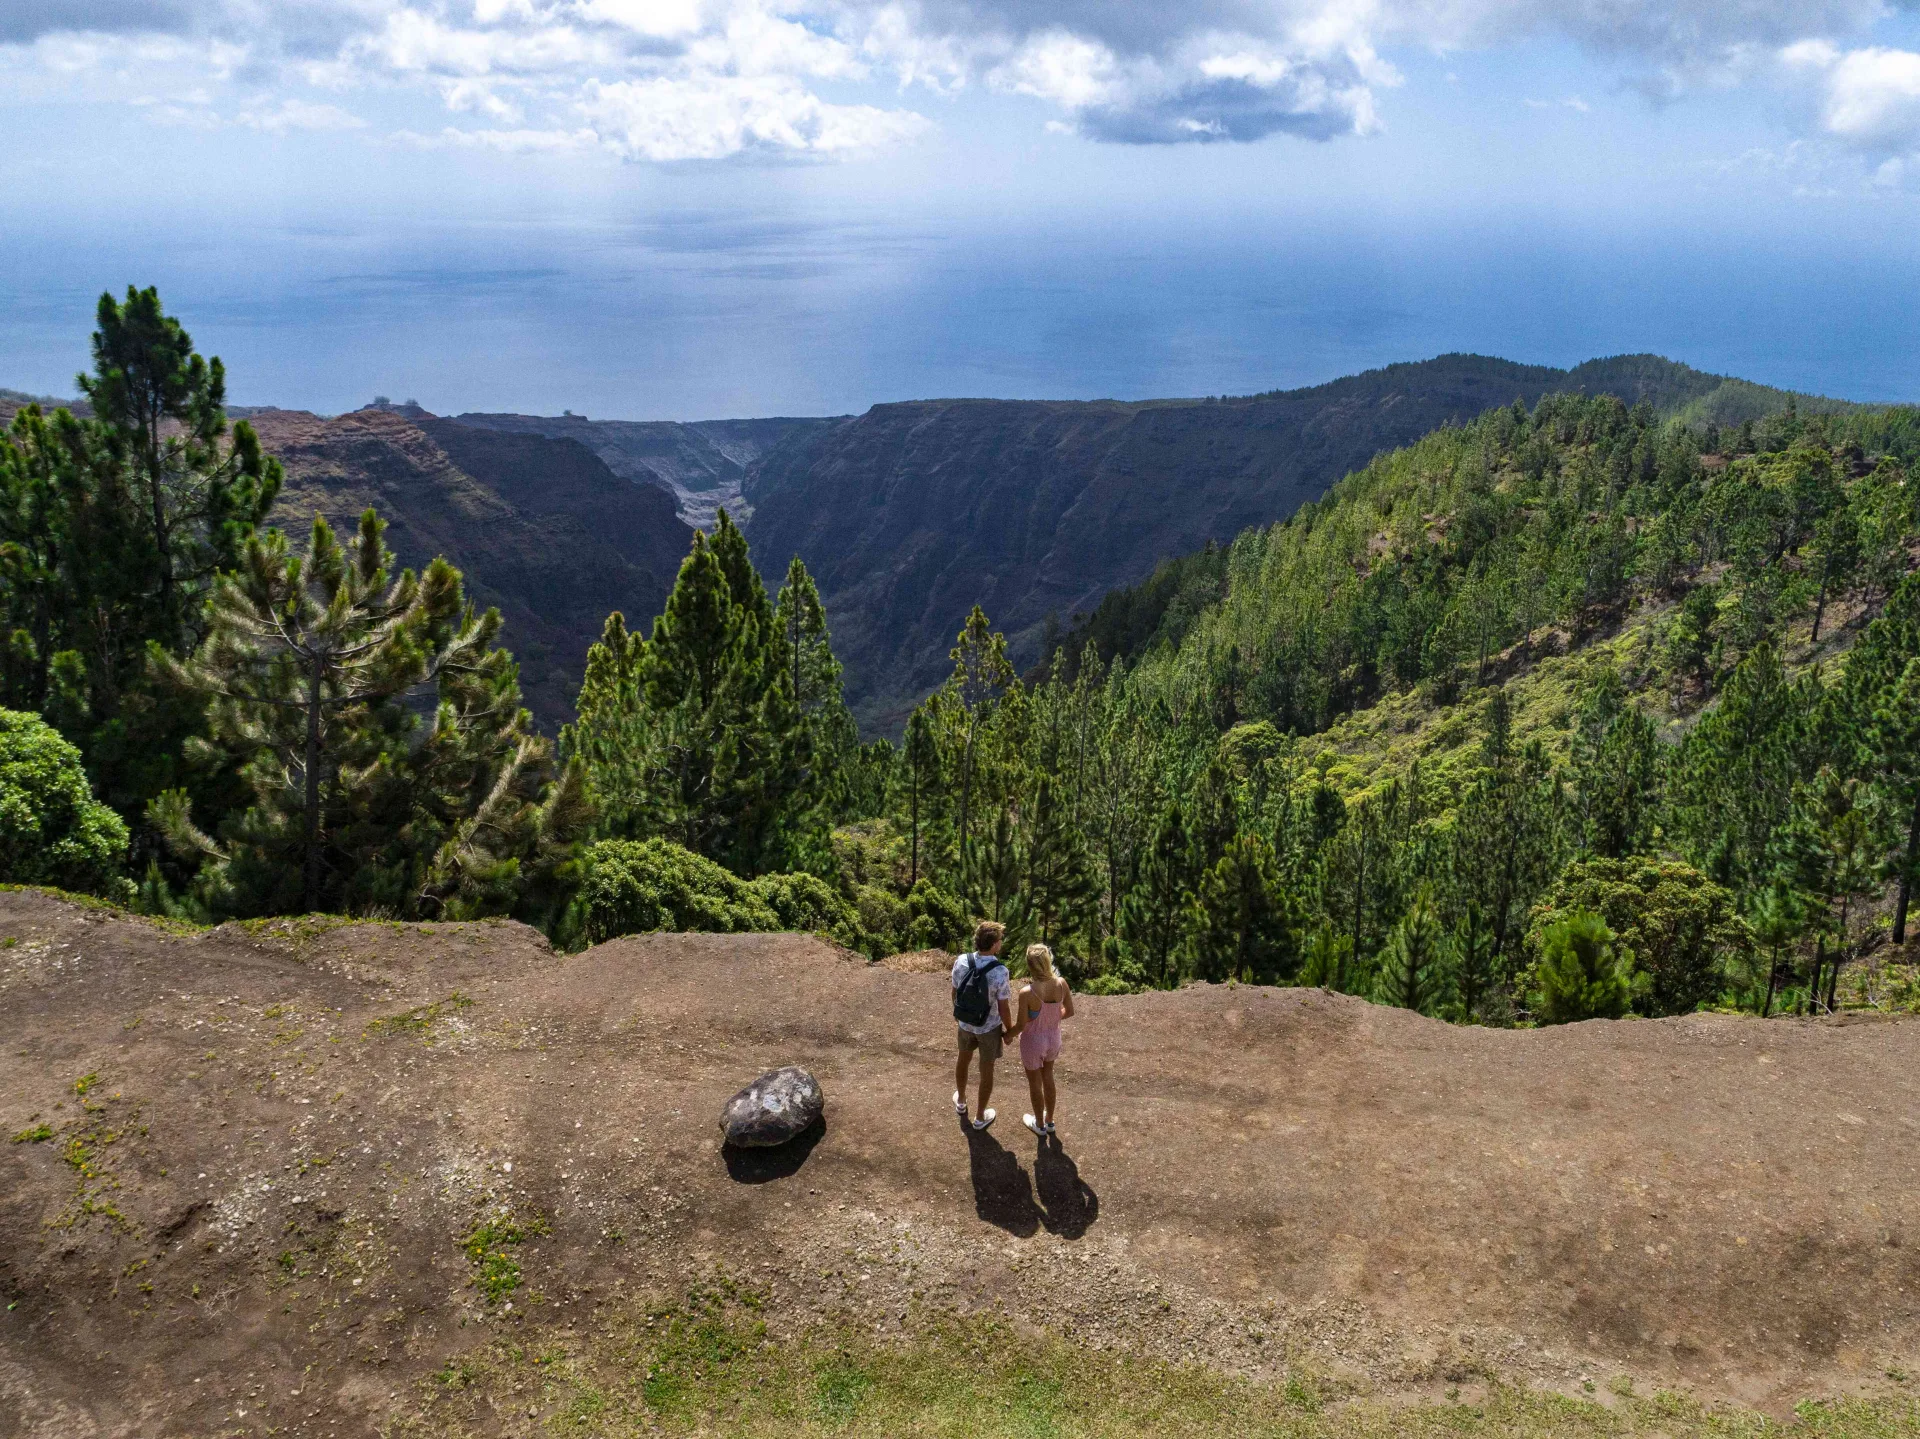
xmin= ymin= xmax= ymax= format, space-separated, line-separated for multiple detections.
xmin=831 ymin=393 xmax=1920 ymax=1025
xmin=742 ymin=354 xmax=1841 ymax=731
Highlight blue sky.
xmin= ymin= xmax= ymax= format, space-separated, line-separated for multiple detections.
xmin=5 ymin=1 xmax=1920 ymax=417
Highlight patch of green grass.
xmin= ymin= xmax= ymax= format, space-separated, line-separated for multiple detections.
xmin=394 ymin=1289 xmax=1920 ymax=1439
xmin=367 ymin=993 xmax=474 ymax=1042
xmin=10 ymin=1122 xmax=52 ymax=1143
xmin=461 ymin=1211 xmax=549 ymax=1305
xmin=813 ymin=1358 xmax=873 ymax=1427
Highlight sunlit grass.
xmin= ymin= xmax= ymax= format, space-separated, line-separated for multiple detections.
xmin=393 ymin=1285 xmax=1920 ymax=1438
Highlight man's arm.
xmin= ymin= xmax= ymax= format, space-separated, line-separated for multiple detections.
xmin=998 ymin=994 xmax=1017 ymax=1036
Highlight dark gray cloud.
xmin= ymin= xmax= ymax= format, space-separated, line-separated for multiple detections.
xmin=1077 ymin=75 xmax=1365 ymax=144
xmin=0 ymin=0 xmax=196 ymax=43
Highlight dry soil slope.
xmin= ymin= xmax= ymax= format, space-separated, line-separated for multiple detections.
xmin=252 ymin=408 xmax=692 ymax=725
xmin=2 ymin=888 xmax=1918 ymax=1438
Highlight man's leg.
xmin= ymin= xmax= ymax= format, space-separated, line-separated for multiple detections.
xmin=977 ymin=1055 xmax=995 ymax=1115
xmin=954 ymin=1037 xmax=972 ymax=1113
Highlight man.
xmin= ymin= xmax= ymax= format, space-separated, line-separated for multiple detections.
xmin=952 ymin=920 xmax=1016 ymax=1131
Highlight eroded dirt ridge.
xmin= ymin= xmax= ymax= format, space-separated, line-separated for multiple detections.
xmin=3 ymin=888 xmax=1919 ymax=1436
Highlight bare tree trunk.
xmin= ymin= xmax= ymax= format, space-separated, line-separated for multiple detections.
xmin=1894 ymin=791 xmax=1920 ymax=946
xmin=908 ymin=772 xmax=920 ymax=889
xmin=303 ymin=650 xmax=324 ymax=913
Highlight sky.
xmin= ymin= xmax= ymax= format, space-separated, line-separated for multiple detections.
xmin=5 ymin=1 xmax=1920 ymax=419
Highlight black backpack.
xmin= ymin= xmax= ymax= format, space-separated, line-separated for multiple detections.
xmin=952 ymin=952 xmax=1004 ymax=1027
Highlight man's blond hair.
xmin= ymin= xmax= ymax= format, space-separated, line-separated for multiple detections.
xmin=973 ymin=920 xmax=1006 ymax=952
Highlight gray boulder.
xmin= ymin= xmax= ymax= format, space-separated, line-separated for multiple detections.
xmin=720 ymin=1066 xmax=824 ymax=1148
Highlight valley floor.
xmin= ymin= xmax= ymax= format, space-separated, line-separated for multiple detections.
xmin=3 ymin=890 xmax=1920 ymax=1436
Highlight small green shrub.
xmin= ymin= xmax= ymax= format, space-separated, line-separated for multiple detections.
xmin=462 ymin=1211 xmax=548 ymax=1304
xmin=575 ymin=838 xmax=777 ymax=943
xmin=749 ymin=870 xmax=858 ymax=937
xmin=0 ymin=709 xmax=129 ymax=897
xmin=1531 ymin=911 xmax=1638 ymax=1024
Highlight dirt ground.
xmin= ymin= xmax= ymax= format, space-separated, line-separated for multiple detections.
xmin=4 ymin=888 xmax=1920 ymax=1437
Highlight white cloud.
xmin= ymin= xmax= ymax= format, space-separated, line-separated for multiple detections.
xmin=239 ymin=96 xmax=366 ymax=130
xmin=1787 ymin=40 xmax=1920 ymax=153
xmin=585 ymin=73 xmax=929 ymax=159
xmin=1 ymin=0 xmax=1917 ymax=160
xmin=994 ymin=31 xmax=1119 ymax=109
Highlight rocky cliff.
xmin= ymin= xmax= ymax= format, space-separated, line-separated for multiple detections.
xmin=252 ymin=407 xmax=692 ymax=724
xmin=450 ymin=410 xmax=835 ymax=529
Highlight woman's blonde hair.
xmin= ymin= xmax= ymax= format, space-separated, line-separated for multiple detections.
xmin=1025 ymin=943 xmax=1055 ymax=982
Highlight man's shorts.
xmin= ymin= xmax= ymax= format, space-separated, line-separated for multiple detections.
xmin=956 ymin=1026 xmax=1003 ymax=1063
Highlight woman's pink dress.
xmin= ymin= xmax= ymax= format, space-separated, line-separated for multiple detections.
xmin=1019 ymin=994 xmax=1064 ymax=1071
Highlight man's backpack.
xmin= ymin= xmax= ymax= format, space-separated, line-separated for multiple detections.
xmin=952 ymin=952 xmax=1004 ymax=1027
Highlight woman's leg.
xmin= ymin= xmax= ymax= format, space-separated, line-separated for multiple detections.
xmin=1041 ymin=1060 xmax=1057 ymax=1126
xmin=1025 ymin=1062 xmax=1046 ymax=1121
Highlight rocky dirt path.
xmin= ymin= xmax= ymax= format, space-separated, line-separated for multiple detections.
xmin=3 ymin=890 xmax=1919 ymax=1436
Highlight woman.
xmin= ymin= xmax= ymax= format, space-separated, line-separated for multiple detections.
xmin=1012 ymin=942 xmax=1074 ymax=1136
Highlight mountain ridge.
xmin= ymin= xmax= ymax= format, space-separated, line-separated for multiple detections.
xmin=741 ymin=352 xmax=1842 ymax=732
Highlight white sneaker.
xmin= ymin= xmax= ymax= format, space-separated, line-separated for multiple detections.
xmin=971 ymin=1107 xmax=996 ymax=1131
xmin=1023 ymin=1114 xmax=1042 ymax=1136
xmin=952 ymin=1090 xmax=967 ymax=1117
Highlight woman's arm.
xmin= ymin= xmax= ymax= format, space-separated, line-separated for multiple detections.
xmin=1061 ymin=982 xmax=1075 ymax=1020
xmin=1009 ymin=981 xmax=1032 ymax=1036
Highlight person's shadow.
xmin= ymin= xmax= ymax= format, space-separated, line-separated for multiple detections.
xmin=723 ymin=1116 xmax=826 ymax=1182
xmin=1033 ymin=1134 xmax=1099 ymax=1238
xmin=963 ymin=1118 xmax=1039 ymax=1236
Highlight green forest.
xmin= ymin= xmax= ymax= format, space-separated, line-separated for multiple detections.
xmin=11 ymin=291 xmax=1920 ymax=1026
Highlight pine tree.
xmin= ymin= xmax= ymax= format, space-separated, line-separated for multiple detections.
xmin=567 ymin=523 xmax=807 ymax=874
xmin=1568 ymin=666 xmax=1659 ymax=859
xmin=78 ymin=285 xmax=281 ymax=632
xmin=902 ymin=704 xmax=941 ymax=887
xmin=1117 ymin=799 xmax=1191 ymax=988
xmin=1013 ymin=772 xmax=1095 ymax=955
xmin=1747 ymin=884 xmax=1802 ymax=1018
xmin=946 ymin=606 xmax=1015 ymax=887
xmin=1531 ymin=911 xmax=1634 ymax=1024
xmin=1870 ymin=658 xmax=1920 ymax=944
xmin=1 ymin=289 xmax=279 ymax=814
xmin=1185 ymin=831 xmax=1298 ymax=984
xmin=152 ymin=510 xmax=576 ymax=918
xmin=770 ymin=554 xmax=857 ymax=870
xmin=1372 ymin=892 xmax=1455 ymax=1017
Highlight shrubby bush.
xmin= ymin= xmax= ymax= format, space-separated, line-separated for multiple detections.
xmin=0 ymin=708 xmax=130 ymax=898
xmin=572 ymin=838 xmax=861 ymax=949
xmin=1528 ymin=857 xmax=1748 ymax=1016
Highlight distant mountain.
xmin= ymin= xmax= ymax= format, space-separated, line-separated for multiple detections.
xmin=0 ymin=388 xmax=85 ymax=424
xmin=742 ymin=353 xmax=1846 ymax=732
xmin=251 ymin=407 xmax=693 ymax=724
xmin=448 ymin=411 xmax=837 ymax=528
